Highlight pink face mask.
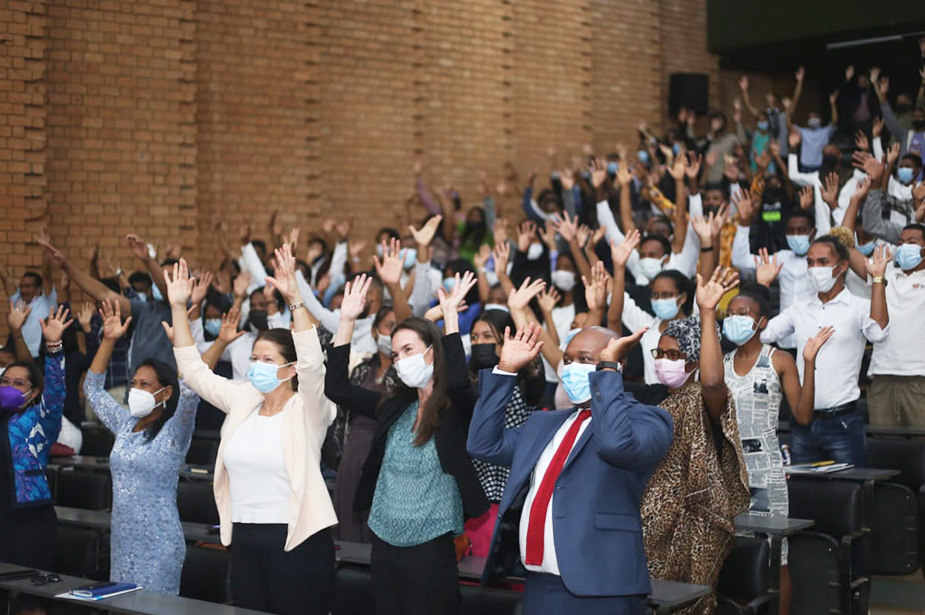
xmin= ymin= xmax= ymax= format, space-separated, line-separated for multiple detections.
xmin=654 ymin=358 xmax=692 ymax=389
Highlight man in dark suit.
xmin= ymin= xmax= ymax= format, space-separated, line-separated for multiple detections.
xmin=467 ymin=323 xmax=673 ymax=614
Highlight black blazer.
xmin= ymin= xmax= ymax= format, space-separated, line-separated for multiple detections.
xmin=324 ymin=333 xmax=489 ymax=520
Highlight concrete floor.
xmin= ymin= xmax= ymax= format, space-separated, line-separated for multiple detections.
xmin=870 ymin=572 xmax=925 ymax=614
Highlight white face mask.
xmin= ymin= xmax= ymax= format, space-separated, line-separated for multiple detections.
xmin=808 ymin=266 xmax=838 ymax=293
xmin=550 ymin=270 xmax=576 ymax=292
xmin=395 ymin=346 xmax=434 ymax=389
xmin=638 ymin=257 xmax=665 ymax=281
xmin=376 ymin=334 xmax=392 ymax=357
xmin=128 ymin=387 xmax=166 ymax=419
xmin=484 ymin=303 xmax=510 ymax=313
xmin=526 ymin=243 xmax=544 ymax=260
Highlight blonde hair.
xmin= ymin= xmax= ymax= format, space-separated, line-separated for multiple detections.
xmin=827 ymin=226 xmax=855 ymax=250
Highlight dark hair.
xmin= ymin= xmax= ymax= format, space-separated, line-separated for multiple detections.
xmin=787 ymin=209 xmax=815 ymax=227
xmin=373 ymin=305 xmax=395 ymax=332
xmin=6 ymin=361 xmax=43 ymax=403
xmin=307 ymin=235 xmax=329 ymax=254
xmin=251 ymin=240 xmax=267 ymax=257
xmin=810 ymin=236 xmax=850 ymax=262
xmin=133 ymin=359 xmax=180 ymax=443
xmin=444 ymin=258 xmax=480 ymax=307
xmin=468 ymin=310 xmax=545 ymax=406
xmin=128 ymin=271 xmax=152 ymax=286
xmin=902 ymin=153 xmax=923 ymax=168
xmin=161 ymin=258 xmax=179 ymax=268
xmin=377 ymin=227 xmax=401 ymax=242
xmin=709 ymin=111 xmax=727 ymax=126
xmin=0 ymin=346 xmax=16 ymax=362
xmin=21 ymin=272 xmax=42 ymax=289
xmin=902 ymin=223 xmax=925 ymax=239
xmin=652 ymin=270 xmax=694 ymax=315
xmin=254 ymin=329 xmax=298 ymax=391
xmin=460 ymin=206 xmax=488 ymax=247
xmin=647 ymin=214 xmax=674 ymax=236
xmin=385 ymin=318 xmax=450 ymax=446
xmin=101 ymin=277 xmax=121 ymax=293
xmin=733 ymin=283 xmax=771 ymax=318
xmin=640 ymin=234 xmax=672 ymax=258
xmin=250 ymin=286 xmax=283 ymax=311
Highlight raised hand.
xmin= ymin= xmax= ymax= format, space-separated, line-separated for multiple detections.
xmin=126 ymin=234 xmax=152 ymax=262
xmin=754 ymin=248 xmax=783 ymax=286
xmin=492 ymin=218 xmax=509 ymax=244
xmin=852 ymin=151 xmax=885 ymax=184
xmin=557 ymin=211 xmax=581 ymax=242
xmin=373 ymin=237 xmax=405 ymax=286
xmin=710 ymin=203 xmax=730 ymax=237
xmin=600 ymin=326 xmax=649 ymax=363
xmin=537 ymin=287 xmax=561 ymax=313
xmin=191 ymin=271 xmax=214 ymax=306
xmin=854 ymin=130 xmax=869 ymax=152
xmin=616 ymin=164 xmax=633 ymax=187
xmin=872 ymin=116 xmax=884 ymax=139
xmin=803 ymin=325 xmax=834 ymax=363
xmin=438 ymin=270 xmax=477 ymax=315
xmin=798 ymin=185 xmax=814 ymax=211
xmin=795 ymin=66 xmax=805 ymax=82
xmin=32 ymin=224 xmax=50 ymax=246
xmin=768 ymin=140 xmax=781 ymax=158
xmin=77 ymin=301 xmax=95 ymax=333
xmin=219 ymin=308 xmax=246 ymax=344
xmin=493 ymin=241 xmax=511 ymax=276
xmin=691 ymin=213 xmax=714 ymax=243
xmin=473 ymin=243 xmax=492 ymax=270
xmin=340 ymin=274 xmax=373 ymax=321
xmin=738 ymin=75 xmax=749 ymax=91
xmin=37 ymin=239 xmax=67 ymax=269
xmin=40 ymin=305 xmax=73 ymax=345
xmin=507 ymin=277 xmax=546 ymax=312
xmin=498 ymin=323 xmax=544 ymax=374
xmin=517 ymin=220 xmax=538 ymax=252
xmin=408 ymin=215 xmax=443 ymax=248
xmin=232 ymin=272 xmax=252 ymax=298
xmin=582 ymin=261 xmax=610 ymax=311
xmin=868 ymin=244 xmax=891 ymax=278
xmin=265 ymin=244 xmax=302 ymax=304
xmin=560 ymin=169 xmax=575 ymax=191
xmin=163 ymin=259 xmax=195 ymax=307
xmin=590 ymin=158 xmax=609 ymax=188
xmin=611 ymin=229 xmax=641 ymax=269
xmin=334 ymin=215 xmax=355 ymax=241
xmin=852 ymin=176 xmax=871 ymax=205
xmin=696 ymin=267 xmax=739 ymax=312
xmin=6 ymin=300 xmax=32 ymax=332
xmin=788 ymin=126 xmax=801 ymax=149
xmin=667 ymin=155 xmax=685 ymax=181
xmin=845 ymin=65 xmax=855 ymax=82
xmin=99 ymin=299 xmax=132 ymax=341
xmin=887 ymin=142 xmax=900 ymax=167
xmin=821 ymin=172 xmax=840 ymax=210
xmin=733 ymin=188 xmax=756 ymax=226
xmin=685 ymin=152 xmax=702 ymax=179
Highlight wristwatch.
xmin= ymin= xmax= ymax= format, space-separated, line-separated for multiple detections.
xmin=596 ymin=361 xmax=623 ymax=373
xmin=872 ymin=276 xmax=887 ymax=287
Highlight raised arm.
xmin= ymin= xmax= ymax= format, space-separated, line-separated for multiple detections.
xmin=32 ymin=226 xmax=54 ymax=297
xmin=696 ymin=267 xmax=738 ymax=420
xmin=5 ymin=301 xmax=34 ymax=363
xmin=373 ymin=237 xmax=412 ymax=323
xmin=867 ymin=245 xmax=890 ymax=330
xmin=126 ymin=234 xmax=168 ymax=302
xmin=786 ymin=66 xmax=804 ymax=128
xmin=668 ymin=157 xmax=689 ymax=254
xmin=792 ymin=327 xmax=834 ymax=425
xmin=549 ymin=212 xmax=592 ymax=281
xmin=439 ymin=270 xmax=477 ymax=336
xmin=200 ymin=308 xmax=246 ymax=370
xmin=38 ymin=240 xmax=131 ymax=315
xmin=85 ymin=299 xmax=134 ymax=431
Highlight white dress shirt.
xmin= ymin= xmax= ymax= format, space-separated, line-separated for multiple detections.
xmin=761 ymin=287 xmax=889 ymax=408
xmin=10 ymin=288 xmax=57 ymax=357
xmin=619 ymin=292 xmax=660 ymax=384
xmin=519 ymin=408 xmax=591 ymax=575
xmin=869 ymin=263 xmax=925 ymax=377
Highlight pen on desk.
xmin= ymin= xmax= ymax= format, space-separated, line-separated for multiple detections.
xmin=811 ymin=461 xmax=835 ymax=467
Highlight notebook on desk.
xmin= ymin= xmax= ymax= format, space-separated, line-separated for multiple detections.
xmin=57 ymin=581 xmax=142 ymax=601
xmin=785 ymin=462 xmax=853 ymax=474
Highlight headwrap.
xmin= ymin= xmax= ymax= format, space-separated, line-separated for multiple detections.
xmin=663 ymin=315 xmax=721 ymax=362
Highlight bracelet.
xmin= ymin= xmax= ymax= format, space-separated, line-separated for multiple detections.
xmin=288 ymin=302 xmax=305 ymax=312
xmin=114 ymin=268 xmax=124 ymax=277
xmin=700 ymin=245 xmax=714 ymax=253
xmin=45 ymin=341 xmax=63 ymax=352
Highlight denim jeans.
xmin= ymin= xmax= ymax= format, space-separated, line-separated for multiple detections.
xmin=790 ymin=409 xmax=866 ymax=466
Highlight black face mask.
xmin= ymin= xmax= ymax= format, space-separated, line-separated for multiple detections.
xmin=763 ymin=187 xmax=783 ymax=204
xmin=248 ymin=309 xmax=268 ymax=331
xmin=896 ymin=103 xmax=912 ymax=114
xmin=822 ymin=154 xmax=840 ymax=169
xmin=913 ymin=119 xmax=925 ymax=132
xmin=470 ymin=343 xmax=500 ymax=370
xmin=466 ymin=221 xmax=483 ymax=232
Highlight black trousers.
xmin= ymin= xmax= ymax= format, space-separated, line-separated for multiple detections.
xmin=230 ymin=524 xmax=335 ymax=615
xmin=0 ymin=505 xmax=56 ymax=569
xmin=370 ymin=532 xmax=460 ymax=615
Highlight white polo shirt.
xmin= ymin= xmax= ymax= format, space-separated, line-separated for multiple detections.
xmin=869 ymin=263 xmax=925 ymax=377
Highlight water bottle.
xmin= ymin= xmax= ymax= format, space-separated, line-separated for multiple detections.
xmin=780 ymin=444 xmax=792 ymax=466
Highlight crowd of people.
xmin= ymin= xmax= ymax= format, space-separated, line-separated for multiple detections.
xmin=2 ymin=51 xmax=925 ymax=615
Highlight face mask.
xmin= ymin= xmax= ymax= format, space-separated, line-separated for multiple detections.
xmin=898 ymin=167 xmax=915 ymax=184
xmin=564 ymin=327 xmax=581 ymax=347
xmin=895 ymin=243 xmax=924 ymax=271
xmin=484 ymin=303 xmax=510 ymax=313
xmin=470 ymin=343 xmax=500 ymax=370
xmin=763 ymin=188 xmax=783 ymax=204
xmin=808 ymin=266 xmax=838 ymax=293
xmin=638 ymin=257 xmax=664 ymax=281
xmin=822 ymin=154 xmax=840 ymax=168
xmin=651 ymin=297 xmax=681 ymax=320
xmin=606 ymin=161 xmax=619 ymax=175
xmin=376 ymin=334 xmax=392 ymax=357
xmin=654 ymin=358 xmax=691 ymax=388
xmin=135 ymin=292 xmax=148 ymax=303
xmin=443 ymin=277 xmax=456 ymax=293
xmin=672 ymin=142 xmax=681 ymax=156
xmin=248 ymin=309 xmax=269 ymax=331
xmin=403 ymin=248 xmax=418 ymax=269
xmin=527 ymin=243 xmax=544 ymax=261
xmin=561 ymin=362 xmax=596 ymax=405
xmin=807 ymin=117 xmax=822 ymax=129
xmin=204 ymin=318 xmax=222 ymax=337
xmin=637 ymin=150 xmax=650 ymax=165
xmin=395 ymin=346 xmax=434 ymax=389
xmin=0 ymin=386 xmax=31 ymax=412
xmin=896 ymin=103 xmax=912 ymax=114
xmin=856 ymin=241 xmax=876 ymax=256
xmin=466 ymin=221 xmax=482 ymax=232
xmin=128 ymin=387 xmax=166 ymax=419
xmin=551 ymin=270 xmax=576 ymax=292
xmin=723 ymin=315 xmax=758 ymax=346
xmin=247 ymin=361 xmax=294 ymax=394
xmin=786 ymin=234 xmax=810 ymax=256
xmin=151 ymin=285 xmax=164 ymax=302
xmin=375 ymin=244 xmax=385 ymax=258
xmin=757 ymin=120 xmax=769 ymax=132
xmin=913 ymin=119 xmax=925 ymax=131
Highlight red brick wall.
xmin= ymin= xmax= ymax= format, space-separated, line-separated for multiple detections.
xmin=2 ymin=0 xmax=784 ymax=326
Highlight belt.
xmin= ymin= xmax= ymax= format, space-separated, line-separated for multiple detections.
xmin=812 ymin=401 xmax=858 ymax=419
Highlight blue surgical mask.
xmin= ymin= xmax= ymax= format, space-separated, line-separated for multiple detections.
xmin=722 ymin=315 xmax=758 ymax=346
xmin=247 ymin=361 xmax=294 ymax=394
xmin=637 ymin=150 xmax=650 ymax=165
xmin=606 ymin=161 xmax=619 ymax=175
xmin=898 ymin=167 xmax=915 ymax=184
xmin=856 ymin=241 xmax=875 ymax=256
xmin=652 ymin=297 xmax=681 ymax=320
xmin=204 ymin=318 xmax=222 ymax=337
xmin=672 ymin=143 xmax=681 ymax=156
xmin=561 ymin=362 xmax=597 ymax=405
xmin=757 ymin=120 xmax=769 ymax=132
xmin=443 ymin=277 xmax=456 ymax=293
xmin=151 ymin=285 xmax=164 ymax=302
xmin=896 ymin=243 xmax=924 ymax=271
xmin=403 ymin=248 xmax=418 ymax=269
xmin=786 ymin=234 xmax=810 ymax=256
xmin=807 ymin=117 xmax=822 ymax=129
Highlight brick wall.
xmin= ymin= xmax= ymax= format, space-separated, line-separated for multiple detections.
xmin=2 ymin=0 xmax=782 ymax=322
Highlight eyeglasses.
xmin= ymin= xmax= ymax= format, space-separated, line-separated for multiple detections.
xmin=0 ymin=377 xmax=30 ymax=388
xmin=31 ymin=573 xmax=61 ymax=585
xmin=651 ymin=348 xmax=686 ymax=361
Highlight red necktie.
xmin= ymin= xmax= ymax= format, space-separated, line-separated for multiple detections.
xmin=524 ymin=409 xmax=592 ymax=566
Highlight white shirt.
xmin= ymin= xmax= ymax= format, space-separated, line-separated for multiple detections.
xmin=542 ymin=303 xmax=577 ymax=383
xmin=761 ymin=288 xmax=889 ymax=408
xmin=786 ymin=154 xmax=836 ymax=235
xmin=222 ymin=407 xmax=291 ymax=524
xmin=869 ymin=263 xmax=925 ymax=377
xmin=519 ymin=409 xmax=591 ymax=575
xmin=10 ymin=288 xmax=57 ymax=357
xmin=732 ymin=227 xmax=813 ymax=349
xmin=618 ymin=292 xmax=660 ymax=384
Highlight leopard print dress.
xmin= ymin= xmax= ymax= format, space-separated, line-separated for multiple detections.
xmin=641 ymin=381 xmax=750 ymax=615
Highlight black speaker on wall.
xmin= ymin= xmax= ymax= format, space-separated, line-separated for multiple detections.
xmin=668 ymin=73 xmax=709 ymax=116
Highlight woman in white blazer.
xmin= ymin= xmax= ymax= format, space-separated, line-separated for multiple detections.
xmin=165 ymin=248 xmax=336 ymax=615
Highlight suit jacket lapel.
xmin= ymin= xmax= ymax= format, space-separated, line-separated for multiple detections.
xmin=563 ymin=422 xmax=593 ymax=470
xmin=512 ymin=411 xmax=571 ymax=488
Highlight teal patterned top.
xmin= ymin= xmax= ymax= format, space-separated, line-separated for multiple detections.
xmin=367 ymin=401 xmax=464 ymax=547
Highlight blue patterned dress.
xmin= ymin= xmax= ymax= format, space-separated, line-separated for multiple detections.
xmin=83 ymin=371 xmax=199 ymax=595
